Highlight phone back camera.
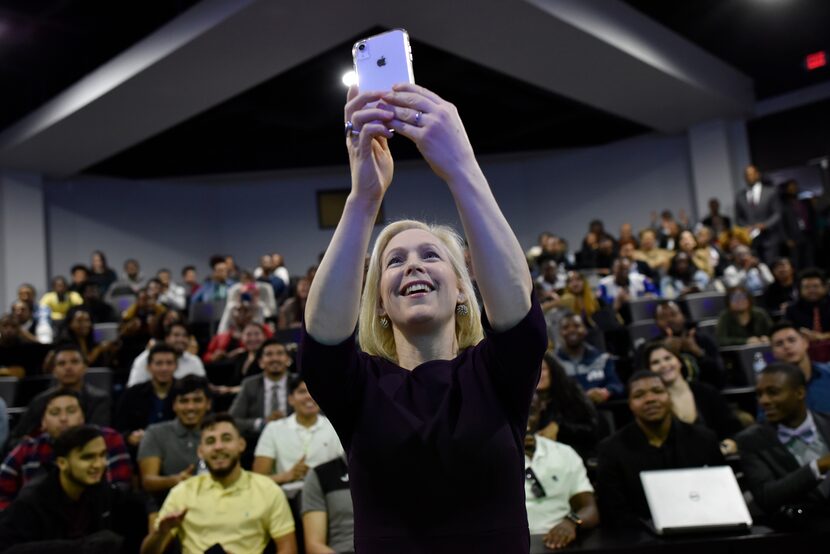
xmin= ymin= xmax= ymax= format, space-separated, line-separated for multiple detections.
xmin=355 ymin=42 xmax=370 ymax=60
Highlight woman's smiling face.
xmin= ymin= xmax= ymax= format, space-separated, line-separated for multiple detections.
xmin=378 ymin=228 xmax=462 ymax=333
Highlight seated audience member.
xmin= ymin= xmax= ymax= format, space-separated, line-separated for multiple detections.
xmin=695 ymin=225 xmax=728 ymax=277
xmin=722 ymin=245 xmax=774 ymax=295
xmin=647 ymin=300 xmax=724 ymax=387
xmin=79 ymin=281 xmax=119 ymax=323
xmin=191 ymin=255 xmax=234 ymax=304
xmin=785 ymin=268 xmax=830 ymax=362
xmin=39 ymin=276 xmax=83 ymax=322
xmin=203 ymin=300 xmax=271 ymax=363
xmin=736 ymin=363 xmax=830 ymax=530
xmin=557 ymin=271 xmax=603 ymax=328
xmin=16 ymin=283 xmax=37 ymax=307
xmin=553 ymin=313 xmax=624 ymax=404
xmin=155 ymin=269 xmax=187 ymax=311
xmin=115 ymin=344 xmax=177 ymax=455
xmin=654 ymin=209 xmax=685 ymax=251
xmin=109 ymin=258 xmax=147 ymax=295
xmin=142 ymin=413 xmax=297 ymax=554
xmin=0 ymin=425 xmax=145 ymax=552
xmin=770 ymin=321 xmax=830 ymax=414
xmin=645 ymin=343 xmax=742 ymax=454
xmin=525 ymin=432 xmax=599 ymax=550
xmin=230 ymin=339 xmax=292 ymax=437
xmin=618 ymin=242 xmax=655 ymax=280
xmin=598 ymin=257 xmax=658 ymax=318
xmin=764 ymin=258 xmax=798 ymax=314
xmin=11 ymin=299 xmax=52 ymax=344
xmin=0 ymin=314 xmax=41 ymax=378
xmin=592 ymin=235 xmax=617 ymax=275
xmin=633 ymin=228 xmax=672 ymax=274
xmin=535 ymin=260 xmax=565 ymax=299
xmin=660 ymin=251 xmax=709 ymax=299
xmin=677 ymin=229 xmax=713 ymax=277
xmin=596 ymin=371 xmax=724 ymax=526
xmin=119 ymin=288 xmax=166 ymax=369
xmin=618 ymin=222 xmax=638 ymax=249
xmin=540 ymin=235 xmax=576 ymax=271
xmin=55 ymin=306 xmax=117 ymax=367
xmin=227 ymin=321 xmax=270 ymax=387
xmin=218 ymin=277 xmax=275 ymax=333
xmin=716 ymin=286 xmax=773 ymax=347
xmin=302 ymin=453 xmax=353 ymax=554
xmin=535 ymin=352 xmax=601 ymax=459
xmin=137 ymin=376 xmax=211 ymax=504
xmin=11 ymin=345 xmax=111 ymax=443
xmin=278 ymin=277 xmax=311 ymax=330
xmin=88 ymin=250 xmax=118 ymax=296
xmin=253 ymin=377 xmax=342 ymax=488
xmin=0 ymin=390 xmax=131 ymax=509
xmin=127 ymin=323 xmax=205 ymax=387
xmin=272 ymin=253 xmax=291 ymax=291
xmin=701 ymin=198 xmax=731 ymax=236
xmin=69 ymin=264 xmax=89 ymax=294
xmin=180 ymin=265 xmax=201 ymax=299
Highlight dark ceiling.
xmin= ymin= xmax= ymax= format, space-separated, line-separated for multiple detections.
xmin=625 ymin=0 xmax=830 ymax=99
xmin=1 ymin=1 xmax=829 ymax=179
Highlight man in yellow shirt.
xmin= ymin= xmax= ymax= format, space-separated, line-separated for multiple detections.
xmin=141 ymin=413 xmax=297 ymax=554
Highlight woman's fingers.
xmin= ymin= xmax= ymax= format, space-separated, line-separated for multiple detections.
xmin=385 ymin=118 xmax=424 ymax=142
xmin=351 ymin=107 xmax=395 ymax=129
xmin=344 ymin=89 xmax=384 ymax=122
xmin=357 ymin=122 xmax=394 ymax=149
xmin=376 ymin=104 xmax=424 ymax=126
xmin=379 ymin=89 xmax=437 ymax=113
xmin=391 ymin=82 xmax=444 ymax=104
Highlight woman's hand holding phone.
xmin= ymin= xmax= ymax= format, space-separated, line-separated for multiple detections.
xmin=344 ymin=86 xmax=395 ymax=204
xmin=380 ymin=83 xmax=478 ymax=185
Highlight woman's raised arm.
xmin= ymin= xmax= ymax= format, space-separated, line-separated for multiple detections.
xmin=304 ymin=87 xmax=395 ymax=344
xmin=381 ymin=83 xmax=532 ymax=331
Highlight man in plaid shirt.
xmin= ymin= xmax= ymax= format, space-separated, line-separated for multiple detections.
xmin=0 ymin=389 xmax=131 ymax=509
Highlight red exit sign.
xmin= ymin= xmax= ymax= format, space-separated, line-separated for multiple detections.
xmin=806 ymin=51 xmax=827 ymax=71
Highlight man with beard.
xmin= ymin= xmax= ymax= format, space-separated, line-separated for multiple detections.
xmin=230 ymin=339 xmax=293 ymax=437
xmin=0 ymin=425 xmax=144 ymax=553
xmin=142 ymin=413 xmax=297 ymax=554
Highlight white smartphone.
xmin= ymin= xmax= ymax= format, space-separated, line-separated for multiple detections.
xmin=352 ymin=29 xmax=415 ymax=93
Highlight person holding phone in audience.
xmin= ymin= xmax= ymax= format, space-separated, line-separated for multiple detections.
xmin=301 ymin=82 xmax=546 ymax=553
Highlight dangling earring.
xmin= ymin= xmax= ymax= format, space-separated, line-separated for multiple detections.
xmin=456 ymin=303 xmax=469 ymax=317
xmin=379 ymin=316 xmax=389 ymax=328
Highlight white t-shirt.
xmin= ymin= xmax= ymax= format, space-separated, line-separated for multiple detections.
xmin=525 ymin=436 xmax=594 ymax=535
xmin=254 ymin=414 xmax=343 ymax=476
xmin=127 ymin=350 xmax=206 ymax=387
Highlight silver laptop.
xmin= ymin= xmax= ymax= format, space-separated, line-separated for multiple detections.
xmin=640 ymin=466 xmax=752 ymax=535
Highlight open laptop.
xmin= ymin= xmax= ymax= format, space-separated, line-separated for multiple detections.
xmin=640 ymin=466 xmax=752 ymax=535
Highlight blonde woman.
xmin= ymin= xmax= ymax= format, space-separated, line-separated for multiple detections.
xmin=301 ymin=84 xmax=546 ymax=553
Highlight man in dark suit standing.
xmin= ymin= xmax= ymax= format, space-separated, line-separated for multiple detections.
xmin=229 ymin=338 xmax=293 ymax=437
xmin=736 ymin=363 xmax=830 ymax=530
xmin=596 ymin=371 xmax=724 ymax=527
xmin=735 ymin=165 xmax=782 ymax=264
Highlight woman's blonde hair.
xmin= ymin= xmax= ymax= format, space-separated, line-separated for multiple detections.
xmin=358 ymin=219 xmax=484 ymax=362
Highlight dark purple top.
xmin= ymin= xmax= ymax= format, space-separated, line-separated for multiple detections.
xmin=300 ymin=300 xmax=546 ymax=553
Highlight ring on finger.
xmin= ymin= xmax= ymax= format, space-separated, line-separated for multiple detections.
xmin=413 ymin=110 xmax=423 ymax=125
xmin=344 ymin=120 xmax=360 ymax=138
